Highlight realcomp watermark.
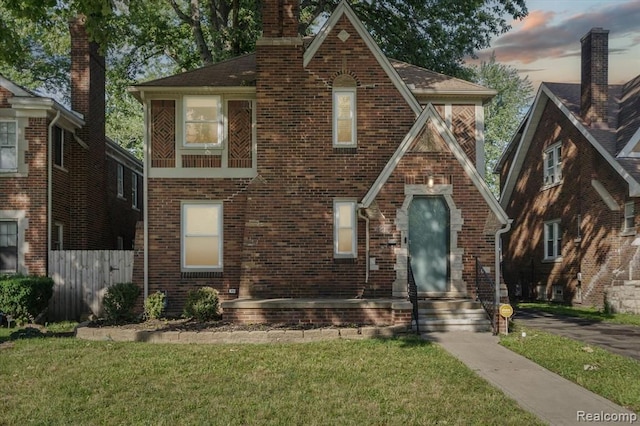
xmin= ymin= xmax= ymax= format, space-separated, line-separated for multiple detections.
xmin=577 ymin=411 xmax=638 ymax=423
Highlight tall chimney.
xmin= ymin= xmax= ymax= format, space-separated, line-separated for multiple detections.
xmin=580 ymin=28 xmax=609 ymax=127
xmin=261 ymin=0 xmax=300 ymax=38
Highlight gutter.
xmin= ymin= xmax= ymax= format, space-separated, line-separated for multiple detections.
xmin=357 ymin=207 xmax=370 ymax=283
xmin=47 ymin=110 xmax=62 ymax=270
xmin=494 ymin=219 xmax=513 ymax=314
xmin=141 ymin=92 xmax=149 ymax=300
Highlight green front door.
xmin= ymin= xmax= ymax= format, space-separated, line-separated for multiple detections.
xmin=408 ymin=196 xmax=450 ymax=293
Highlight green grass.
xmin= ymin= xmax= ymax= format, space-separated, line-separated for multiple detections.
xmin=516 ymin=302 xmax=640 ymax=326
xmin=0 ymin=326 xmax=543 ymax=425
xmin=501 ymin=324 xmax=640 ymax=412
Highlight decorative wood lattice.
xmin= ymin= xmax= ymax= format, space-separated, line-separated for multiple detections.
xmin=228 ymin=100 xmax=253 ymax=168
xmin=182 ymin=155 xmax=222 ymax=168
xmin=151 ymin=100 xmax=176 ymax=168
xmin=410 ymin=120 xmax=446 ymax=153
xmin=452 ymin=105 xmax=476 ymax=162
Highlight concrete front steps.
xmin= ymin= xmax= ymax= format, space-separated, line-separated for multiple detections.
xmin=412 ymin=299 xmax=492 ymax=332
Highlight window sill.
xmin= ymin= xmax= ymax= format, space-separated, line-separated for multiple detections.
xmin=53 ymin=164 xmax=68 ymax=173
xmin=117 ymin=195 xmax=126 ymax=201
xmin=621 ymin=229 xmax=637 ymax=237
xmin=0 ymin=170 xmax=26 ymax=177
xmin=132 ymin=206 xmax=140 ymax=212
xmin=542 ymin=257 xmax=563 ymax=264
xmin=541 ymin=180 xmax=562 ymax=191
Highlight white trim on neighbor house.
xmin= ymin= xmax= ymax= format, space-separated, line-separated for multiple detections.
xmin=304 ymin=0 xmax=421 ymax=116
xmin=0 ymin=119 xmax=18 ymax=172
xmin=360 ymin=103 xmax=509 ymax=225
xmin=132 ymin=171 xmax=139 ymax=210
xmin=117 ymin=163 xmax=124 ymax=199
xmin=0 ymin=210 xmax=27 ymax=275
xmin=500 ymin=84 xmax=640 ymax=208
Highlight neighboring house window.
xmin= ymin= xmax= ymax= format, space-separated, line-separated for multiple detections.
xmin=182 ymin=202 xmax=223 ymax=270
xmin=184 ymin=96 xmax=222 ymax=147
xmin=334 ymin=200 xmax=357 ymax=258
xmin=117 ymin=163 xmax=124 ymax=198
xmin=624 ymin=202 xmax=635 ymax=231
xmin=0 ymin=221 xmax=18 ymax=273
xmin=52 ymin=223 xmax=63 ymax=250
xmin=132 ymin=172 xmax=139 ymax=209
xmin=543 ymin=143 xmax=562 ymax=185
xmin=53 ymin=126 xmax=64 ymax=168
xmin=0 ymin=121 xmax=17 ymax=172
xmin=333 ymin=75 xmax=357 ymax=148
xmin=544 ymin=220 xmax=562 ymax=260
xmin=117 ymin=236 xmax=124 ymax=250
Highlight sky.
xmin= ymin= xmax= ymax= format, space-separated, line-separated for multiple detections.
xmin=470 ymin=0 xmax=640 ymax=90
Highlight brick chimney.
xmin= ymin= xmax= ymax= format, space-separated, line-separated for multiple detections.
xmin=261 ymin=0 xmax=300 ymax=38
xmin=580 ymin=28 xmax=609 ymax=127
xmin=68 ymin=15 xmax=108 ymax=249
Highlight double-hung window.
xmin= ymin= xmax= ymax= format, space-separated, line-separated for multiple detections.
xmin=0 ymin=121 xmax=17 ymax=172
xmin=53 ymin=125 xmax=64 ymax=168
xmin=332 ymin=74 xmax=357 ymax=148
xmin=132 ymin=172 xmax=139 ymax=209
xmin=182 ymin=202 xmax=223 ymax=270
xmin=334 ymin=200 xmax=357 ymax=258
xmin=184 ymin=96 xmax=222 ymax=147
xmin=0 ymin=221 xmax=18 ymax=273
xmin=117 ymin=163 xmax=124 ymax=198
xmin=624 ymin=202 xmax=635 ymax=232
xmin=543 ymin=143 xmax=562 ymax=185
xmin=544 ymin=219 xmax=562 ymax=260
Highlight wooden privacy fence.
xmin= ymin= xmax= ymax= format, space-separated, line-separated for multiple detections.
xmin=48 ymin=250 xmax=134 ymax=321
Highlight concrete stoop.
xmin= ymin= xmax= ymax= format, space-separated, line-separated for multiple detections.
xmin=412 ymin=300 xmax=492 ymax=332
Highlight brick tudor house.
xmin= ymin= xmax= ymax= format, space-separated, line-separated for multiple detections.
xmin=497 ymin=28 xmax=640 ymax=314
xmin=130 ymin=0 xmax=510 ymax=328
xmin=0 ymin=16 xmax=142 ymax=278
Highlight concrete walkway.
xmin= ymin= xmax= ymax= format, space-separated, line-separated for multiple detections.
xmin=515 ymin=309 xmax=640 ymax=361
xmin=426 ymin=332 xmax=637 ymax=425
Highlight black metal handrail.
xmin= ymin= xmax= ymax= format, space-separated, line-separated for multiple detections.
xmin=475 ymin=257 xmax=497 ymax=334
xmin=407 ymin=256 xmax=420 ymax=334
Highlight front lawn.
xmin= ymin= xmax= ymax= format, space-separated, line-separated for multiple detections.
xmin=0 ymin=327 xmax=542 ymax=425
xmin=501 ymin=324 xmax=640 ymax=413
xmin=517 ymin=302 xmax=640 ymax=326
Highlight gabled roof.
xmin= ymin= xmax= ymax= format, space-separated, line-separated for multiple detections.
xmin=361 ymin=103 xmax=508 ymax=224
xmin=617 ymin=75 xmax=640 ymax=157
xmin=499 ymin=81 xmax=640 ymax=206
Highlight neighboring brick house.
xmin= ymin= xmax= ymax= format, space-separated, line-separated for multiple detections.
xmin=0 ymin=16 xmax=142 ymax=277
xmin=497 ymin=28 xmax=640 ymax=313
xmin=130 ymin=0 xmax=509 ymax=326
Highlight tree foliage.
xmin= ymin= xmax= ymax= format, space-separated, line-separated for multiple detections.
xmin=0 ymin=0 xmax=528 ymax=158
xmin=471 ymin=54 xmax=533 ymax=197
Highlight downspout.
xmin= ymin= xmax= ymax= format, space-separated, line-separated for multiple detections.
xmin=494 ymin=219 xmax=513 ymax=311
xmin=141 ymin=92 xmax=149 ymax=300
xmin=358 ymin=207 xmax=369 ymax=283
xmin=47 ymin=110 xmax=62 ymax=272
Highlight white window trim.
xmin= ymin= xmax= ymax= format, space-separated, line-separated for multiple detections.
xmin=0 ymin=119 xmax=18 ymax=173
xmin=332 ymin=88 xmax=357 ymax=148
xmin=181 ymin=201 xmax=223 ymax=271
xmin=0 ymin=210 xmax=27 ymax=275
xmin=544 ymin=219 xmax=562 ymax=260
xmin=334 ymin=199 xmax=357 ymax=258
xmin=132 ymin=171 xmax=139 ymax=209
xmin=624 ymin=201 xmax=635 ymax=233
xmin=117 ymin=163 xmax=124 ymax=198
xmin=543 ymin=142 xmax=562 ymax=187
xmin=183 ymin=95 xmax=223 ymax=149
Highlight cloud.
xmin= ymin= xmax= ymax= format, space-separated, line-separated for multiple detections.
xmin=479 ymin=0 xmax=640 ymax=64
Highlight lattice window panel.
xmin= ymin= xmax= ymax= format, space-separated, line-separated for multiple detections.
xmin=228 ymin=100 xmax=253 ymax=168
xmin=151 ymin=100 xmax=176 ymax=168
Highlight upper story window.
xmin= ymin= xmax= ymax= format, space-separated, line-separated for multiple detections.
xmin=182 ymin=202 xmax=223 ymax=270
xmin=132 ymin=172 xmax=139 ymax=209
xmin=543 ymin=143 xmax=562 ymax=186
xmin=117 ymin=163 xmax=124 ymax=198
xmin=53 ymin=126 xmax=64 ymax=168
xmin=544 ymin=219 xmax=562 ymax=260
xmin=334 ymin=200 xmax=357 ymax=258
xmin=184 ymin=96 xmax=223 ymax=148
xmin=0 ymin=120 xmax=17 ymax=172
xmin=624 ymin=201 xmax=635 ymax=232
xmin=333 ymin=75 xmax=357 ymax=148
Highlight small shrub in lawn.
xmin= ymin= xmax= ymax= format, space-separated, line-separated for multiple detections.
xmin=0 ymin=275 xmax=54 ymax=324
xmin=183 ymin=287 xmax=220 ymax=321
xmin=103 ymin=282 xmax=140 ymax=322
xmin=144 ymin=291 xmax=166 ymax=320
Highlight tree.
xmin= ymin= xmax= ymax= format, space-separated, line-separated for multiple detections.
xmin=471 ymin=54 xmax=533 ymax=197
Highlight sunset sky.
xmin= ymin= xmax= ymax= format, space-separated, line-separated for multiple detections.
xmin=471 ymin=0 xmax=640 ymax=90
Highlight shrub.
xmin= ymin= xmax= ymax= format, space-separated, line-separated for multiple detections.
xmin=144 ymin=291 xmax=166 ymax=320
xmin=103 ymin=282 xmax=140 ymax=322
xmin=0 ymin=275 xmax=54 ymax=324
xmin=183 ymin=287 xmax=220 ymax=321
